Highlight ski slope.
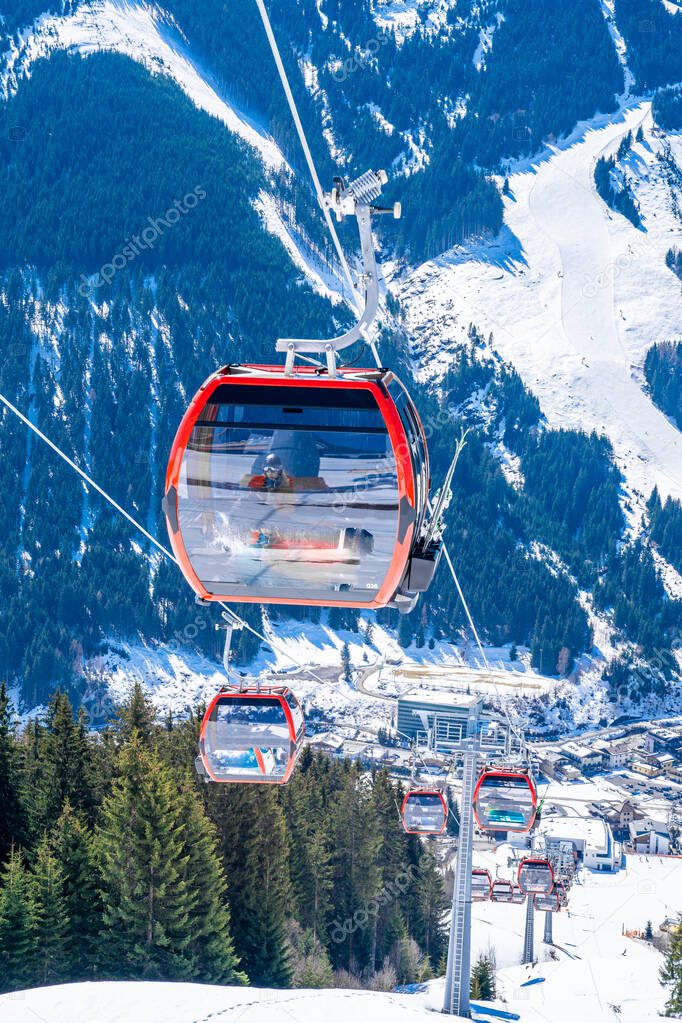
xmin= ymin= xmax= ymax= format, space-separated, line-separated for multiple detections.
xmin=398 ymin=103 xmax=682 ymax=505
xmin=2 ymin=853 xmax=678 ymax=1022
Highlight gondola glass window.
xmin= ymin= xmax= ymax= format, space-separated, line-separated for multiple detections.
xmin=177 ymin=383 xmax=399 ymax=602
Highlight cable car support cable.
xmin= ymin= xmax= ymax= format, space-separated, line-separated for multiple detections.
xmin=0 ymin=389 xmax=330 ymax=689
xmin=253 ymin=0 xmax=357 ymax=308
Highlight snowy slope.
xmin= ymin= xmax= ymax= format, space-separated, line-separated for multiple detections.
xmin=0 ymin=0 xmax=284 ymax=169
xmin=2 ymin=854 xmax=678 ymax=1022
xmin=397 ymin=102 xmax=682 ymax=506
xmin=0 ymin=1 xmax=355 ymax=303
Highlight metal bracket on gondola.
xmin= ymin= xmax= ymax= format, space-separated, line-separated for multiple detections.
xmin=218 ymin=609 xmax=244 ymax=688
xmin=277 ymin=169 xmax=401 ymax=377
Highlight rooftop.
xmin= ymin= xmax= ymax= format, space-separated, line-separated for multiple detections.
xmin=539 ymin=815 xmax=612 ymax=856
xmin=398 ymin=689 xmax=482 ymax=710
xmin=562 ymin=741 xmax=602 ymax=760
xmin=629 ymin=818 xmax=670 ymax=839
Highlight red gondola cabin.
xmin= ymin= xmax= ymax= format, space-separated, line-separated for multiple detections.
xmin=490 ymin=879 xmax=514 ymax=903
xmin=471 ymin=868 xmax=493 ymax=902
xmin=518 ymin=858 xmax=554 ymax=895
xmin=196 ymin=686 xmax=305 ymax=784
xmin=401 ymin=789 xmax=448 ymax=835
xmin=472 ymin=768 xmax=537 ymax=833
xmin=534 ymin=891 xmax=560 ymax=913
xmin=164 ymin=366 xmax=440 ymax=613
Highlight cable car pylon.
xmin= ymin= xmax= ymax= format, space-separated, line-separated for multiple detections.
xmin=522 ymin=895 xmax=535 ymax=965
xmin=543 ymin=909 xmax=553 ymax=945
xmin=443 ymin=703 xmax=480 ymax=1017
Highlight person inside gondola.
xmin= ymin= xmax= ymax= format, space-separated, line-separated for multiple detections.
xmin=242 ymin=431 xmax=329 ymax=492
xmin=249 ymin=453 xmax=293 ymax=491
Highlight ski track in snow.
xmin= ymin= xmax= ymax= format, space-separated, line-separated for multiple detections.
xmin=399 ymin=102 xmax=682 ymax=505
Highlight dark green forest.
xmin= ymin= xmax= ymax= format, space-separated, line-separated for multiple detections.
xmin=615 ymin=0 xmax=682 ymax=90
xmin=645 ymin=341 xmax=682 ymax=431
xmin=0 ymin=683 xmax=448 ymax=992
xmin=666 ymin=248 xmax=682 ymax=281
xmin=653 ymin=87 xmax=682 ymax=132
xmin=594 ymin=140 xmax=641 ymax=228
xmin=649 ymin=490 xmax=682 ymax=577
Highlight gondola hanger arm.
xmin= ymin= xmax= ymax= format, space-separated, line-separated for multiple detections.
xmin=278 ymin=170 xmax=400 ymax=376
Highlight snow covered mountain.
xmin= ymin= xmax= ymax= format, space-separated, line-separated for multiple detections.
xmin=0 ymin=0 xmax=681 ymax=720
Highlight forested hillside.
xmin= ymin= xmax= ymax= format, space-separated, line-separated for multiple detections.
xmin=615 ymin=0 xmax=682 ymax=89
xmin=653 ymin=86 xmax=682 ymax=131
xmin=645 ymin=341 xmax=682 ymax=431
xmin=0 ymin=683 xmax=448 ymax=991
xmin=0 ymin=3 xmax=680 ymax=713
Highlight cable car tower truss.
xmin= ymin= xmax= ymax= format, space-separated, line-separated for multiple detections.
xmin=408 ymin=696 xmax=529 ymax=1018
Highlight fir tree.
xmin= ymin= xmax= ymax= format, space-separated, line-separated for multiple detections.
xmin=115 ymin=681 xmax=157 ymax=745
xmin=0 ymin=682 xmax=24 ymax=865
xmin=0 ymin=848 xmax=34 ymax=992
xmin=38 ymin=690 xmax=92 ymax=828
xmin=285 ymin=756 xmax=333 ymax=945
xmin=96 ymin=738 xmax=193 ymax=979
xmin=29 ymin=837 xmax=69 ymax=986
xmin=177 ymin=785 xmax=247 ymax=985
xmin=209 ymin=786 xmax=293 ymax=986
xmin=50 ymin=803 xmax=102 ymax=978
xmin=470 ymin=952 xmax=496 ymax=1000
xmin=661 ymin=920 xmax=682 ymax=1016
xmin=329 ymin=763 xmax=382 ymax=972
xmin=341 ymin=643 xmax=353 ymax=686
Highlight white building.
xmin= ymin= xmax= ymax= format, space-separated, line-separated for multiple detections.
xmin=629 ymin=819 xmax=670 ymax=855
xmin=560 ymin=741 xmax=604 ymax=773
xmin=538 ymin=815 xmax=619 ymax=871
xmin=395 ymin=690 xmax=481 ymax=754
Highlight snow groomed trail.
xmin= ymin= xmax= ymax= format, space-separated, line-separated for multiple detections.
xmin=400 ymin=103 xmax=682 ymax=504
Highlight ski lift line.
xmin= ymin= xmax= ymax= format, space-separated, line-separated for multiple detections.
xmin=0 ymin=388 xmax=330 ymax=689
xmin=439 ymin=535 xmax=529 ymax=752
xmin=253 ymin=0 xmax=358 ymax=309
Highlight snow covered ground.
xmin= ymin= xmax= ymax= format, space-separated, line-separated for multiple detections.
xmin=397 ymin=102 xmax=682 ymax=506
xmin=2 ymin=853 xmax=679 ymax=1022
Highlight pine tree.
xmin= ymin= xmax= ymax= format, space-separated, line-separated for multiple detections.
xmin=661 ymin=920 xmax=682 ymax=1016
xmin=0 ymin=848 xmax=34 ymax=992
xmin=115 ymin=681 xmax=157 ymax=745
xmin=285 ymin=758 xmax=333 ymax=945
xmin=470 ymin=953 xmax=496 ymax=1000
xmin=37 ymin=690 xmax=92 ymax=829
xmin=0 ymin=682 xmax=25 ymax=865
xmin=50 ymin=803 xmax=102 ymax=978
xmin=288 ymin=921 xmax=334 ymax=988
xmin=370 ymin=771 xmax=412 ymax=971
xmin=210 ymin=785 xmax=293 ymax=986
xmin=329 ymin=763 xmax=382 ymax=973
xmin=177 ymin=785 xmax=247 ymax=985
xmin=96 ymin=738 xmax=193 ymax=979
xmin=341 ymin=643 xmax=352 ymax=686
xmin=29 ymin=837 xmax=69 ymax=986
